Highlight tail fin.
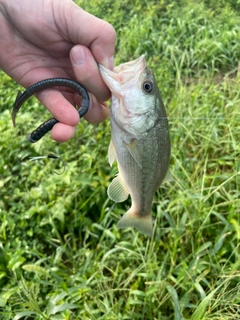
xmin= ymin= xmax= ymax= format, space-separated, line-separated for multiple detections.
xmin=117 ymin=209 xmax=153 ymax=236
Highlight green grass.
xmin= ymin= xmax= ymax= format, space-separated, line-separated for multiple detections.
xmin=0 ymin=0 xmax=240 ymax=319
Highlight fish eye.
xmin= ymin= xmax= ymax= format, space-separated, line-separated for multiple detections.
xmin=142 ymin=81 xmax=153 ymax=93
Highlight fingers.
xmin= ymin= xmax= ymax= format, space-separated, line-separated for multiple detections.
xmin=5 ymin=0 xmax=116 ymax=143
xmin=37 ymin=81 xmax=110 ymax=125
xmin=35 ymin=86 xmax=109 ymax=142
xmin=49 ymin=94 xmax=109 ymax=142
xmin=50 ymin=99 xmax=109 ymax=142
xmin=51 ymin=123 xmax=76 ymax=142
xmin=53 ymin=3 xmax=116 ymax=141
xmin=36 ymin=89 xmax=80 ymax=127
xmin=80 ymin=93 xmax=109 ymax=124
xmin=34 ymin=45 xmax=111 ymax=142
xmin=60 ymin=1 xmax=116 ymax=68
xmin=70 ymin=45 xmax=111 ymax=102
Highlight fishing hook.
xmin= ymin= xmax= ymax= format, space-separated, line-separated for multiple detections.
xmin=29 ymin=154 xmax=66 ymax=175
xmin=12 ymin=78 xmax=89 ymax=143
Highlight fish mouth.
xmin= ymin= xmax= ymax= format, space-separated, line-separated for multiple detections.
xmin=99 ymin=55 xmax=146 ymax=93
xmin=114 ymin=54 xmax=146 ymax=75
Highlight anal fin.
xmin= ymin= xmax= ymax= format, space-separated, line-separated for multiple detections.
xmin=162 ymin=170 xmax=174 ymax=184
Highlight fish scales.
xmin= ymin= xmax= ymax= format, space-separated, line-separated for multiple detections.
xmin=99 ymin=55 xmax=171 ymax=236
xmin=112 ymin=119 xmax=169 ymax=215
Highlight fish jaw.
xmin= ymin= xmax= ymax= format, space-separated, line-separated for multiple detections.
xmin=99 ymin=55 xmax=159 ymax=139
xmin=99 ymin=55 xmax=146 ymax=95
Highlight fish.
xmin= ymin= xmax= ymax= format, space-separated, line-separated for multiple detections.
xmin=99 ymin=55 xmax=172 ymax=236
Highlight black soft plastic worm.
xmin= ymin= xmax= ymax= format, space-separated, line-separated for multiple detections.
xmin=12 ymin=78 xmax=90 ymax=143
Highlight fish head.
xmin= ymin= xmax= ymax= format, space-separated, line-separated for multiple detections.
xmin=99 ymin=55 xmax=166 ymax=138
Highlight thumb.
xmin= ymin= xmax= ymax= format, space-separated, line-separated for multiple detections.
xmin=58 ymin=1 xmax=116 ymax=69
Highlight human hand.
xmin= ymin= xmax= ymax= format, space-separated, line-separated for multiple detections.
xmin=0 ymin=0 xmax=116 ymax=142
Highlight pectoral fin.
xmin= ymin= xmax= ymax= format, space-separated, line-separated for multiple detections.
xmin=108 ymin=139 xmax=116 ymax=167
xmin=107 ymin=174 xmax=129 ymax=202
xmin=125 ymin=139 xmax=142 ymax=169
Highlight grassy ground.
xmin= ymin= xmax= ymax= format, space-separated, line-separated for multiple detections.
xmin=0 ymin=0 xmax=240 ymax=319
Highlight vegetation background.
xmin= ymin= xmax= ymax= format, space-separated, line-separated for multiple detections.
xmin=0 ymin=0 xmax=240 ymax=319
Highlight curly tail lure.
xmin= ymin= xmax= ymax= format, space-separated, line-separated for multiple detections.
xmin=12 ymin=78 xmax=90 ymax=143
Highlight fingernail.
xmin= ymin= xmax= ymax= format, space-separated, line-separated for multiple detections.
xmin=71 ymin=46 xmax=85 ymax=66
xmin=108 ymin=56 xmax=114 ymax=70
xmin=100 ymin=56 xmax=114 ymax=70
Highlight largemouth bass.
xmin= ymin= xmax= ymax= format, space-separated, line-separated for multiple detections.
xmin=99 ymin=55 xmax=171 ymax=236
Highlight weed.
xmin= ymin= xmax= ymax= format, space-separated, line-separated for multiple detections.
xmin=0 ymin=0 xmax=239 ymax=319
